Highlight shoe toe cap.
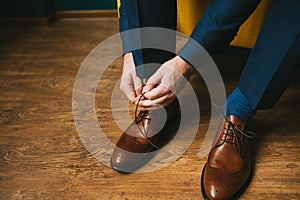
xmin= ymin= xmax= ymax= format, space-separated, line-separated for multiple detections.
xmin=202 ymin=165 xmax=240 ymax=200
xmin=110 ymin=147 xmax=155 ymax=173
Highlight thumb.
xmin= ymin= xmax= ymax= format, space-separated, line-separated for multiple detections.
xmin=125 ymin=89 xmax=137 ymax=103
xmin=143 ymin=71 xmax=162 ymax=93
xmin=133 ymin=76 xmax=143 ymax=97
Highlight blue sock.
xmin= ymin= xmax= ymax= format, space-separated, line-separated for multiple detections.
xmin=225 ymin=88 xmax=256 ymax=123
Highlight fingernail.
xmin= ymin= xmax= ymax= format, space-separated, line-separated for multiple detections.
xmin=141 ymin=106 xmax=147 ymax=111
xmin=142 ymin=86 xmax=148 ymax=93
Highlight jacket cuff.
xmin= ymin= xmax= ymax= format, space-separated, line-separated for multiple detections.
xmin=121 ymin=31 xmax=143 ymax=55
xmin=178 ymin=38 xmax=208 ymax=68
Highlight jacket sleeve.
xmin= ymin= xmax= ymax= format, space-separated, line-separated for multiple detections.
xmin=119 ymin=0 xmax=134 ymax=55
xmin=179 ymin=0 xmax=261 ymax=64
xmin=119 ymin=0 xmax=129 ymax=33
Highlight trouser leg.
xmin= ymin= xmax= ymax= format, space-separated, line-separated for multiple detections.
xmin=134 ymin=0 xmax=177 ymax=79
xmin=226 ymin=0 xmax=300 ymax=122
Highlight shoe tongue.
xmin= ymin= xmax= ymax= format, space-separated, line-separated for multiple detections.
xmin=227 ymin=115 xmax=244 ymax=128
xmin=135 ymin=110 xmax=149 ymax=123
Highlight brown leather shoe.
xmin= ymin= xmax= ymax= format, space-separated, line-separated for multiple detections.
xmin=201 ymin=115 xmax=255 ymax=200
xmin=110 ymin=98 xmax=180 ymax=173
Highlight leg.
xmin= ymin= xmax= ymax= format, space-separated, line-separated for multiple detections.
xmin=226 ymin=0 xmax=300 ymax=122
xmin=135 ymin=0 xmax=177 ymax=78
xmin=202 ymin=0 xmax=300 ymax=199
xmin=111 ymin=0 xmax=179 ymax=173
xmin=118 ymin=0 xmax=177 ymax=79
xmin=226 ymin=34 xmax=299 ymax=122
xmin=236 ymin=0 xmax=300 ymax=112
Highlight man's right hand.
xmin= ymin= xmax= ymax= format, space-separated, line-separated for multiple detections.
xmin=120 ymin=52 xmax=143 ymax=103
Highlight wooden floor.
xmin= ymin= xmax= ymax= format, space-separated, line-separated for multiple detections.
xmin=0 ymin=18 xmax=299 ymax=200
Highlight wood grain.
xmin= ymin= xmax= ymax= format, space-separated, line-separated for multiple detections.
xmin=0 ymin=19 xmax=299 ymax=200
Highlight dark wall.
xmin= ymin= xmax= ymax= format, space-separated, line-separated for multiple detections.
xmin=56 ymin=0 xmax=116 ymax=10
xmin=0 ymin=0 xmax=117 ymax=18
xmin=0 ymin=0 xmax=46 ymax=18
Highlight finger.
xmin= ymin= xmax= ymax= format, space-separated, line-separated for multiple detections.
xmin=143 ymin=71 xmax=163 ymax=93
xmin=126 ymin=89 xmax=137 ymax=103
xmin=160 ymin=96 xmax=176 ymax=107
xmin=120 ymin=82 xmax=136 ymax=103
xmin=140 ymin=95 xmax=176 ymax=111
xmin=133 ymin=76 xmax=143 ymax=97
xmin=138 ymin=92 xmax=175 ymax=107
xmin=140 ymin=105 xmax=161 ymax=111
xmin=143 ymin=85 xmax=170 ymax=100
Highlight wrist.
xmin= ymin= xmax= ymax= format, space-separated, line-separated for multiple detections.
xmin=122 ymin=52 xmax=135 ymax=74
xmin=174 ymin=55 xmax=193 ymax=78
xmin=124 ymin=52 xmax=133 ymax=60
xmin=174 ymin=55 xmax=190 ymax=67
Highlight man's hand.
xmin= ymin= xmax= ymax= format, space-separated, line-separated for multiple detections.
xmin=139 ymin=56 xmax=193 ymax=109
xmin=120 ymin=52 xmax=143 ymax=103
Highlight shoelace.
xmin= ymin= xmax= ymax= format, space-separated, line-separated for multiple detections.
xmin=134 ymin=92 xmax=160 ymax=150
xmin=220 ymin=119 xmax=255 ymax=155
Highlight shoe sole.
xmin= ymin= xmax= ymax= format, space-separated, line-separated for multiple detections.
xmin=200 ymin=164 xmax=253 ymax=200
xmin=110 ymin=152 xmax=156 ymax=173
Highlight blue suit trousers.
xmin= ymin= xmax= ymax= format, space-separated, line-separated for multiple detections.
xmin=119 ymin=0 xmax=300 ymax=112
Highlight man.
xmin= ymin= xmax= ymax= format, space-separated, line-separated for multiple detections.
xmin=110 ymin=0 xmax=300 ymax=199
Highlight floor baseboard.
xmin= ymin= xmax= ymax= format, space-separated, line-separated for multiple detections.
xmin=55 ymin=10 xmax=118 ymax=19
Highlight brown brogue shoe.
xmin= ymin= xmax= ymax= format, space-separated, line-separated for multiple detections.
xmin=110 ymin=97 xmax=180 ymax=173
xmin=201 ymin=115 xmax=255 ymax=200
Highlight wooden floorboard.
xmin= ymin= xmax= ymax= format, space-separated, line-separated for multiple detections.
xmin=0 ymin=19 xmax=299 ymax=200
